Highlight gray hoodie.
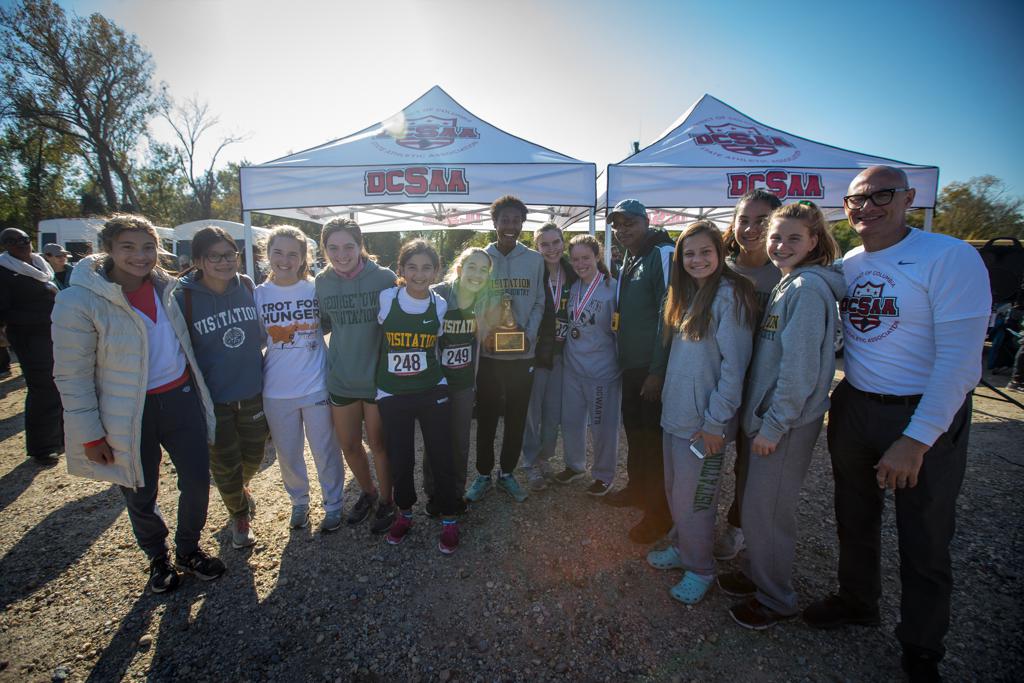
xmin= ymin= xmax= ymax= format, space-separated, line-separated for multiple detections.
xmin=741 ymin=265 xmax=846 ymax=443
xmin=480 ymin=242 xmax=545 ymax=360
xmin=661 ymin=280 xmax=754 ymax=441
xmin=174 ymin=272 xmax=263 ymax=403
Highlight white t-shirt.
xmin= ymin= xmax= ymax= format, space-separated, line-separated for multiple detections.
xmin=840 ymin=228 xmax=989 ymax=395
xmin=255 ymin=279 xmax=327 ymax=400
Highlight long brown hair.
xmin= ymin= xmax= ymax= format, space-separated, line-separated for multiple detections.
xmin=394 ymin=238 xmax=440 ymax=287
xmin=321 ymin=218 xmax=373 ymax=262
xmin=723 ymin=189 xmax=782 ymax=257
xmin=663 ymin=221 xmax=759 ymax=342
xmin=767 ymin=201 xmax=840 ymax=267
xmin=98 ymin=214 xmax=164 ymax=274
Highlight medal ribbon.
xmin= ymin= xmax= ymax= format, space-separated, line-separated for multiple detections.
xmin=549 ymin=268 xmax=564 ymax=313
xmin=571 ymin=274 xmax=603 ymax=324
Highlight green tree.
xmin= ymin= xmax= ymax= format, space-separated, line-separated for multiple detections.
xmin=0 ymin=0 xmax=164 ymax=212
xmin=135 ymin=141 xmax=190 ymax=227
xmin=933 ymin=176 xmax=1024 ymax=240
xmin=0 ymin=119 xmax=80 ymax=234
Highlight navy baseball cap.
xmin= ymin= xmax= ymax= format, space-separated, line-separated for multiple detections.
xmin=608 ymin=199 xmax=647 ymax=221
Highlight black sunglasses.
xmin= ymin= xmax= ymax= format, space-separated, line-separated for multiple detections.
xmin=2 ymin=236 xmax=30 ymax=246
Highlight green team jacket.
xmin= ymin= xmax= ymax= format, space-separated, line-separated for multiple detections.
xmin=616 ymin=228 xmax=674 ymax=375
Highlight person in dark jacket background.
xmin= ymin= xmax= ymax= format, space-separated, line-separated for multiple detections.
xmin=601 ymin=200 xmax=675 ymax=544
xmin=0 ymin=228 xmax=64 ymax=463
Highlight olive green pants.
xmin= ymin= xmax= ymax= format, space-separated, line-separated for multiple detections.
xmin=210 ymin=395 xmax=269 ymax=519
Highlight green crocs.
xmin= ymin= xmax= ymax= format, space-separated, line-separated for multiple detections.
xmin=647 ymin=545 xmax=683 ymax=570
xmin=669 ymin=571 xmax=714 ymax=605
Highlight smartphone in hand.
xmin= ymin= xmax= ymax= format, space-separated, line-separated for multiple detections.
xmin=689 ymin=437 xmax=705 ymax=460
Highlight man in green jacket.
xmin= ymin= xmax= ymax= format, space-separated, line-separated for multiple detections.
xmin=603 ymin=199 xmax=674 ymax=544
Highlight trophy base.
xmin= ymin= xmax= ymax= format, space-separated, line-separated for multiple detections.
xmin=494 ymin=331 xmax=526 ymax=353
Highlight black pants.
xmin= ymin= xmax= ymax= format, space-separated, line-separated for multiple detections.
xmin=120 ymin=381 xmax=211 ymax=560
xmin=726 ymin=433 xmax=750 ymax=528
xmin=7 ymin=325 xmax=63 ymax=458
xmin=620 ymin=367 xmax=671 ymax=522
xmin=379 ymin=386 xmax=459 ymax=515
xmin=827 ymin=379 xmax=970 ymax=660
xmin=475 ymin=357 xmax=534 ymax=476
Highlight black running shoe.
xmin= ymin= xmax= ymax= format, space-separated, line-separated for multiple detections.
xmin=717 ymin=571 xmax=757 ymax=597
xmin=552 ymin=468 xmax=585 ymax=485
xmin=586 ymin=480 xmax=611 ymax=496
xmin=346 ymin=491 xmax=378 ymax=526
xmin=370 ymin=500 xmax=396 ymax=535
xmin=148 ymin=554 xmax=181 ymax=594
xmin=175 ymin=549 xmax=226 ymax=581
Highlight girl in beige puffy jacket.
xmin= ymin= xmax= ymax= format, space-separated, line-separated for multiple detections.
xmin=51 ymin=215 xmax=225 ymax=594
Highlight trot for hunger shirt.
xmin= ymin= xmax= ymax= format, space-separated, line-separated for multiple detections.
xmin=840 ymin=229 xmax=989 ymax=397
xmin=255 ymin=279 xmax=327 ymax=400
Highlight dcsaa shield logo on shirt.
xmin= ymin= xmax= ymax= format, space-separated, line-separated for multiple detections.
xmin=841 ymin=281 xmax=900 ymax=335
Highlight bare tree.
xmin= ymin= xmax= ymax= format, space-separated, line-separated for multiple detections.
xmin=0 ymin=0 xmax=163 ymax=211
xmin=162 ymin=96 xmax=244 ymax=220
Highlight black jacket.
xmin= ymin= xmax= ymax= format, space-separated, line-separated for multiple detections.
xmin=534 ymin=258 xmax=578 ymax=370
xmin=0 ymin=263 xmax=57 ymax=331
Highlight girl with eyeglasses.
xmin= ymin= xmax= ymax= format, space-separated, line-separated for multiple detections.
xmin=174 ymin=226 xmax=268 ymax=551
xmin=51 ymin=215 xmax=225 ymax=593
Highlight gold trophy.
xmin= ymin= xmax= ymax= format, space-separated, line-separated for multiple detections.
xmin=491 ymin=294 xmax=526 ymax=353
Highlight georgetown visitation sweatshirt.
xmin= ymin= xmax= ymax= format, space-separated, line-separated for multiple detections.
xmin=480 ymin=241 xmax=546 ymax=361
xmin=741 ymin=265 xmax=846 ymax=444
xmin=314 ymin=259 xmax=397 ymax=400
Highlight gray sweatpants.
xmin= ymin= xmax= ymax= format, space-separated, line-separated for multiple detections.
xmin=521 ymin=356 xmax=563 ymax=471
xmin=739 ymin=417 xmax=823 ymax=615
xmin=561 ymin=368 xmax=621 ymax=484
xmin=424 ymin=385 xmax=474 ymax=497
xmin=664 ymin=432 xmax=727 ymax=577
xmin=263 ymin=391 xmax=345 ymax=512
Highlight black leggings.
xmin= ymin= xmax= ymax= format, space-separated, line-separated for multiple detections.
xmin=474 ymin=357 xmax=534 ymax=476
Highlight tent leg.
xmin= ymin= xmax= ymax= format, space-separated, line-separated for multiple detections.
xmin=243 ymin=211 xmax=255 ymax=279
xmin=924 ymin=208 xmax=934 ymax=232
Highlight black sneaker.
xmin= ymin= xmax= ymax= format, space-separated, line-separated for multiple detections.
xmin=346 ymin=491 xmax=378 ymax=526
xmin=175 ymin=549 xmax=226 ymax=581
xmin=148 ymin=554 xmax=181 ymax=594
xmin=729 ymin=598 xmax=797 ymax=631
xmin=602 ymin=486 xmax=642 ymax=508
xmin=902 ymin=651 xmax=941 ymax=683
xmin=802 ymin=594 xmax=880 ymax=629
xmin=586 ymin=480 xmax=611 ymax=496
xmin=717 ymin=571 xmax=757 ymax=597
xmin=370 ymin=500 xmax=396 ymax=534
xmin=628 ymin=514 xmax=672 ymax=544
xmin=552 ymin=468 xmax=585 ymax=485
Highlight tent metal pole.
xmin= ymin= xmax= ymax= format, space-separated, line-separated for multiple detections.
xmin=243 ymin=211 xmax=255 ymax=279
xmin=924 ymin=208 xmax=934 ymax=232
xmin=588 ymin=207 xmax=595 ymax=237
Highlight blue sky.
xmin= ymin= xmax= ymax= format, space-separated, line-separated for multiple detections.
xmin=56 ymin=0 xmax=1024 ymax=197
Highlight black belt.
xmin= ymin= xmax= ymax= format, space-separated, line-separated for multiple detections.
xmin=847 ymin=383 xmax=922 ymax=407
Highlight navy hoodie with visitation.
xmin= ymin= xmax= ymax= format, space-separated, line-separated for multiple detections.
xmin=174 ymin=272 xmax=263 ymax=403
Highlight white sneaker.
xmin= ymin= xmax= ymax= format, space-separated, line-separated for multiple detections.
xmin=713 ymin=525 xmax=745 ymax=561
xmin=232 ymin=516 xmax=256 ymax=549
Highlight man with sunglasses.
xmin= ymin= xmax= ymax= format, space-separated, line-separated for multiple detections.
xmin=804 ymin=166 xmax=990 ymax=682
xmin=0 ymin=228 xmax=65 ymax=463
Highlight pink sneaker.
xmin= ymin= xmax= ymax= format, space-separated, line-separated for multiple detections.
xmin=438 ymin=522 xmax=459 ymax=555
xmin=386 ymin=514 xmax=412 ymax=545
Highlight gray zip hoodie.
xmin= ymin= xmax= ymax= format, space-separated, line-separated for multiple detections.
xmin=480 ymin=242 xmax=545 ymax=360
xmin=174 ymin=273 xmax=263 ymax=403
xmin=661 ymin=280 xmax=754 ymax=441
xmin=741 ymin=265 xmax=846 ymax=443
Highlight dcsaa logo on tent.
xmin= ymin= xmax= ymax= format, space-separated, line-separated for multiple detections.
xmin=727 ymin=171 xmax=824 ymax=200
xmin=379 ymin=115 xmax=480 ymax=151
xmin=364 ymin=167 xmax=470 ymax=197
xmin=691 ymin=123 xmax=794 ymax=157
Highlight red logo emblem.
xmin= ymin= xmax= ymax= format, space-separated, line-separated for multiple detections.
xmin=364 ymin=167 xmax=469 ymax=197
xmin=394 ymin=115 xmax=480 ymax=150
xmin=692 ymin=123 xmax=794 ymax=157
xmin=841 ymin=282 xmax=900 ymax=333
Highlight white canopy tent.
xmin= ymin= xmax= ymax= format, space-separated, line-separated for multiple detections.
xmin=238 ymin=85 xmax=597 ymax=275
xmin=603 ymin=94 xmax=939 ymax=230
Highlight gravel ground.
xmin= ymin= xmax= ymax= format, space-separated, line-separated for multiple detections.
xmin=0 ymin=363 xmax=1021 ymax=683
